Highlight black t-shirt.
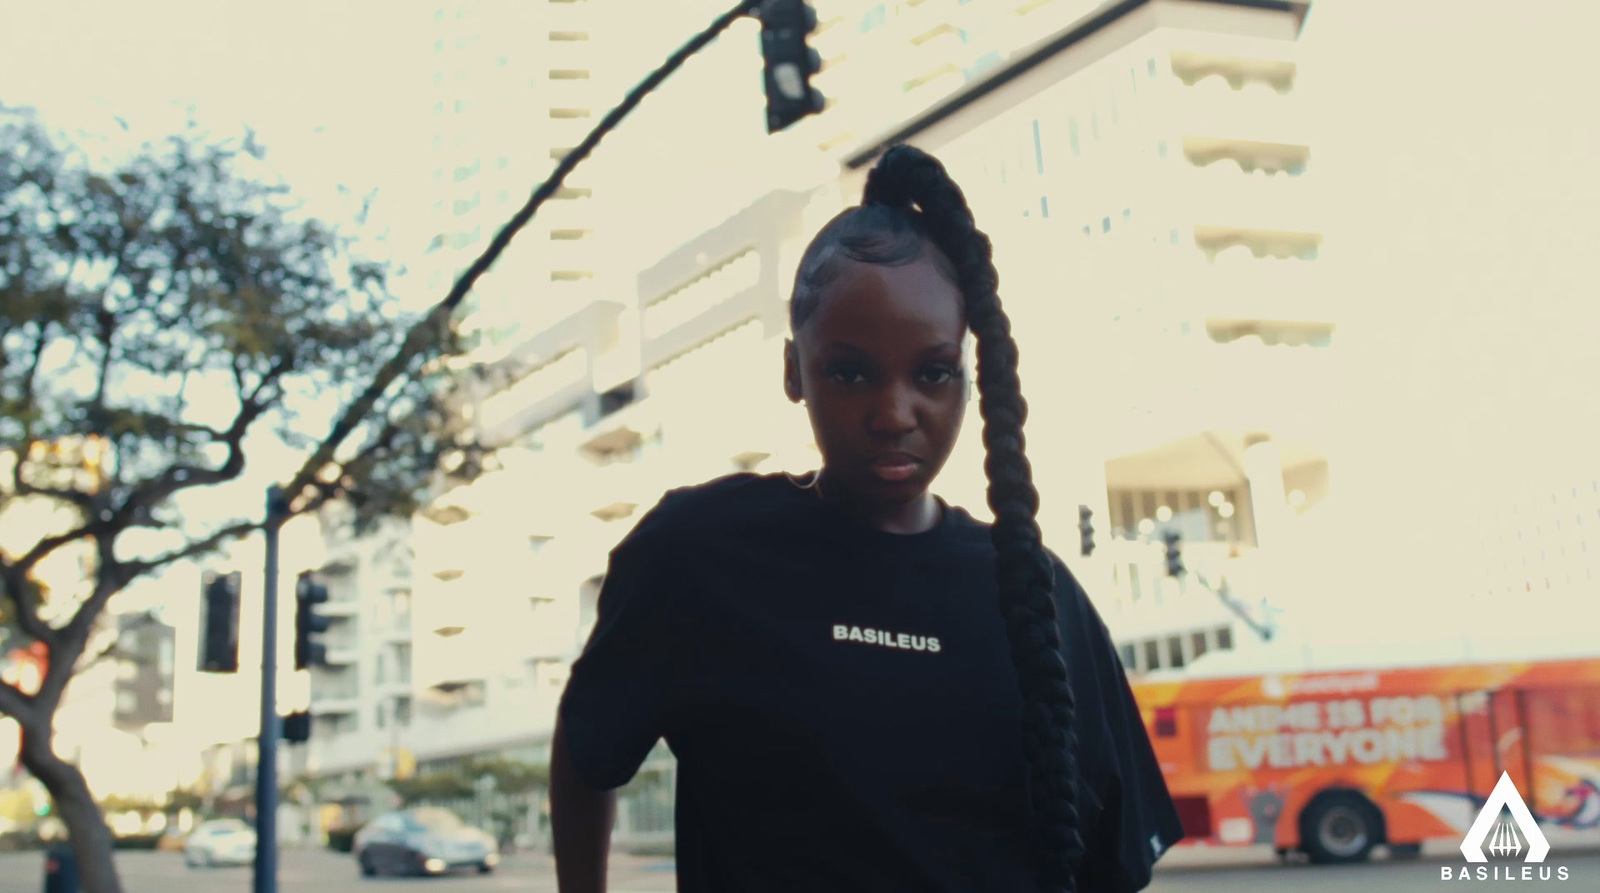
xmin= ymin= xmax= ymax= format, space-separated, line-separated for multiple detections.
xmin=558 ymin=471 xmax=1185 ymax=892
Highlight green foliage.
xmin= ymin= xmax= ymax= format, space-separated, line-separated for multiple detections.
xmin=389 ymin=772 xmax=475 ymax=806
xmin=464 ymin=756 xmax=549 ymax=795
xmin=0 ymin=105 xmax=474 ymax=543
xmin=0 ymin=103 xmax=483 ymax=893
xmin=326 ymin=824 xmax=362 ymax=853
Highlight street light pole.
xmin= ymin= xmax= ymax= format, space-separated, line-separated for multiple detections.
xmin=255 ymin=485 xmax=290 ymax=893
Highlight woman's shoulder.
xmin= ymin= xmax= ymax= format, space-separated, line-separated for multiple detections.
xmin=619 ymin=471 xmax=789 ymax=553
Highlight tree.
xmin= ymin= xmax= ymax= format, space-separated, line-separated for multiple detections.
xmin=464 ymin=756 xmax=548 ymax=796
xmin=389 ymin=772 xmax=475 ymax=807
xmin=0 ymin=106 xmax=480 ymax=892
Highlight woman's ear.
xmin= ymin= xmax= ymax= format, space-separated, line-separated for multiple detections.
xmin=783 ymin=339 xmax=803 ymax=403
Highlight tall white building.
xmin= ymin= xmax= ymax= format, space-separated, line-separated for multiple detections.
xmin=368 ymin=0 xmax=1329 ymax=848
xmin=423 ymin=0 xmax=616 ymax=350
xmin=299 ymin=511 xmax=415 ymax=823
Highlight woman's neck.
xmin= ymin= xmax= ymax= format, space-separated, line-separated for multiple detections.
xmin=816 ymin=469 xmax=943 ymax=535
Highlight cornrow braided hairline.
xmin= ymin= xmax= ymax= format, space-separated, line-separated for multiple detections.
xmin=862 ymin=145 xmax=1086 ymax=891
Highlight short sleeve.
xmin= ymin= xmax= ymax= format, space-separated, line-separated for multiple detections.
xmin=557 ymin=538 xmax=682 ymax=791
xmin=1053 ymin=559 xmax=1186 ymax=892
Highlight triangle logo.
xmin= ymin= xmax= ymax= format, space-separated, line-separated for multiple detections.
xmin=1460 ymin=771 xmax=1551 ymax=863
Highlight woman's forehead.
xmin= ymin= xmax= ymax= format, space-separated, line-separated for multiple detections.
xmin=800 ymin=257 xmax=965 ymax=335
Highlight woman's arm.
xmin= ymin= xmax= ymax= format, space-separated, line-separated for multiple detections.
xmin=550 ymin=716 xmax=617 ymax=893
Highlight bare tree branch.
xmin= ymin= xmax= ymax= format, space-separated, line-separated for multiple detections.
xmin=75 ymin=610 xmax=156 ymax=677
xmin=12 ymin=525 xmax=96 ymax=578
xmin=39 ymin=569 xmax=121 ymax=713
xmin=0 ymin=565 xmax=60 ymax=647
xmin=283 ymin=303 xmax=449 ymax=506
xmin=0 ymin=676 xmax=37 ymax=726
xmin=11 ymin=471 xmax=97 ymax=514
xmin=119 ymin=519 xmax=262 ymax=580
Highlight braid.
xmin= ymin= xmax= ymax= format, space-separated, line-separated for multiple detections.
xmin=795 ymin=145 xmax=1085 ymax=891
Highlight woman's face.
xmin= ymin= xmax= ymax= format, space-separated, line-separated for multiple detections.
xmin=784 ymin=251 xmax=968 ymax=508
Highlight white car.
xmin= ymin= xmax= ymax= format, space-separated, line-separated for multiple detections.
xmin=184 ymin=818 xmax=257 ymax=867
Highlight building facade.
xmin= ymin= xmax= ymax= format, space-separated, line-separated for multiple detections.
xmin=350 ymin=0 xmax=1326 ymax=848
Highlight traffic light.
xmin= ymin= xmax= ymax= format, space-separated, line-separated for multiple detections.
xmin=294 ymin=572 xmax=331 ymax=671
xmin=1078 ymin=505 xmax=1095 ymax=557
xmin=758 ymin=0 xmax=826 ymax=134
xmin=198 ymin=572 xmax=240 ymax=673
xmin=1162 ymin=529 xmax=1185 ymax=578
xmin=282 ymin=711 xmax=312 ymax=744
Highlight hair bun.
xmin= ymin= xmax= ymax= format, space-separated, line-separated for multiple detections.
xmin=862 ymin=144 xmax=929 ymax=210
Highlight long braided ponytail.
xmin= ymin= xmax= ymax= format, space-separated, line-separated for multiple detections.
xmin=790 ymin=144 xmax=1084 ymax=892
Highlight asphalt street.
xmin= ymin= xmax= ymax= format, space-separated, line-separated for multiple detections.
xmin=1 ymin=843 xmax=1596 ymax=892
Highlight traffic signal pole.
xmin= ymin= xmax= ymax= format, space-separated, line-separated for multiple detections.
xmin=255 ymin=485 xmax=290 ymax=893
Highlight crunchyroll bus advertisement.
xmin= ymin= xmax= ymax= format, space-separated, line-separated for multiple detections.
xmin=1133 ymin=657 xmax=1600 ymax=874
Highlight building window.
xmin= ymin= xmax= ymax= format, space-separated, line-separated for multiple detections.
xmin=375 ymin=704 xmax=387 ymax=730
xmin=1192 ymin=631 xmax=1209 ymax=660
xmin=1167 ymin=636 xmax=1185 ymax=669
xmin=1123 ymin=208 xmax=1132 ymax=223
xmin=1170 ymin=229 xmax=1180 ymax=246
xmin=1215 ymin=626 xmax=1234 ymax=650
xmin=1040 ymin=196 xmax=1049 ymax=218
xmin=1119 ymin=643 xmax=1137 ymax=670
xmin=1068 ymin=118 xmax=1080 ymax=156
xmin=858 ymin=3 xmax=886 ymax=33
xmin=1032 ymin=119 xmax=1044 ymax=174
xmin=1148 ymin=57 xmax=1157 ymax=78
xmin=1143 ymin=639 xmax=1162 ymax=671
xmin=1101 ymin=216 xmax=1111 ymax=233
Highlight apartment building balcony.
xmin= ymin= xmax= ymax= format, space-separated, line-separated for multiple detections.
xmin=536 ymin=193 xmax=595 ymax=233
xmin=1174 ymin=253 xmax=1336 ymax=338
xmin=547 ymin=113 xmax=597 ymax=150
xmin=307 ymin=730 xmax=383 ymax=776
xmin=374 ymin=675 xmax=413 ymax=698
xmin=1178 ymin=160 xmax=1321 ymax=235
xmin=544 ymin=75 xmax=600 ymax=109
xmin=322 ymin=642 xmax=360 ymax=667
xmin=540 ymin=40 xmax=593 ymax=75
xmin=578 ymin=397 xmax=661 ymax=463
xmin=416 ymin=630 xmax=493 ymax=700
xmin=476 ymin=351 xmax=591 ymax=448
xmin=318 ymin=598 xmax=360 ymax=620
xmin=380 ymin=616 xmax=413 ymax=643
xmin=310 ymin=690 xmax=360 ymax=717
xmin=1176 ymin=74 xmax=1308 ymax=147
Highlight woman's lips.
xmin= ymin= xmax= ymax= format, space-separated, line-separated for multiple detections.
xmin=869 ymin=458 xmax=918 ymax=482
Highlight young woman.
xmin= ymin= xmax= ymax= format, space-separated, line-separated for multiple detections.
xmin=551 ymin=144 xmax=1184 ymax=892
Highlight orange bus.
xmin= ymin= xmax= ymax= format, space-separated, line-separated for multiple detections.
xmin=1131 ymin=654 xmax=1600 ymax=863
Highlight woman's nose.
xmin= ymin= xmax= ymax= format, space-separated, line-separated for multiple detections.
xmin=868 ymin=383 xmax=917 ymax=434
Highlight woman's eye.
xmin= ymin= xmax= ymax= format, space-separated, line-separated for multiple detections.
xmin=923 ymin=366 xmax=958 ymax=385
xmin=828 ymin=366 xmax=866 ymax=385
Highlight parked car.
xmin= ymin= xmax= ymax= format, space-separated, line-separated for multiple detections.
xmin=352 ymin=807 xmax=499 ymax=877
xmin=184 ymin=819 xmax=256 ymax=868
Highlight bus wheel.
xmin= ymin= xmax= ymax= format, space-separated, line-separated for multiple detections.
xmin=1300 ymin=792 xmax=1380 ymax=864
